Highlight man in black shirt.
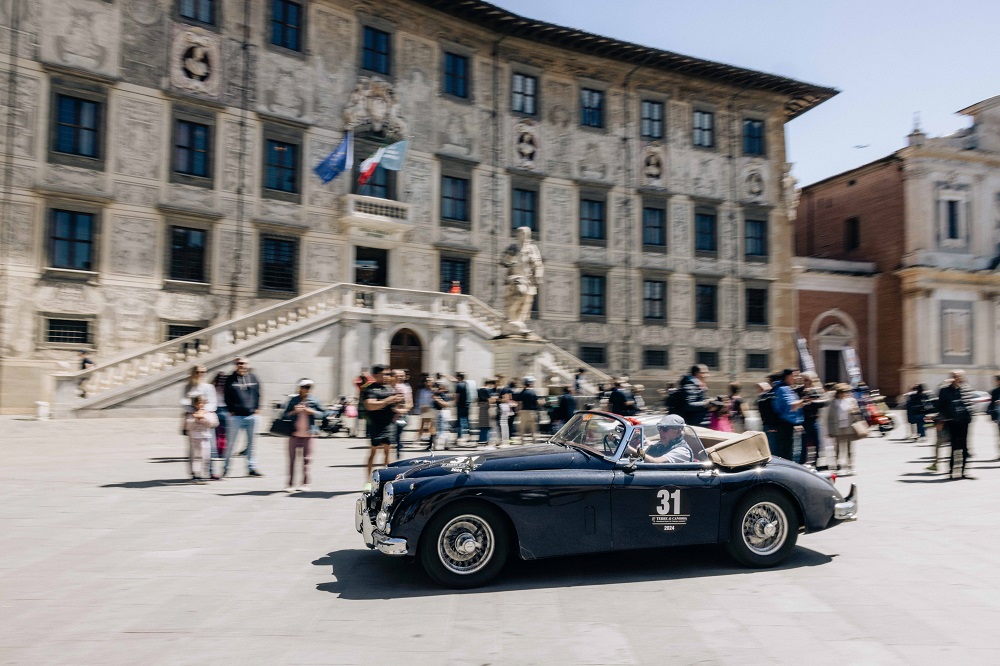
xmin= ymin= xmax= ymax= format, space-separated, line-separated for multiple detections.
xmin=363 ymin=364 xmax=404 ymax=488
xmin=454 ymin=372 xmax=470 ymax=441
xmin=608 ymin=378 xmax=636 ymax=416
xmin=554 ymin=385 xmax=577 ymax=430
xmin=223 ymin=357 xmax=264 ymax=478
xmin=477 ymin=379 xmax=497 ymax=445
xmin=516 ymin=377 xmax=540 ymax=445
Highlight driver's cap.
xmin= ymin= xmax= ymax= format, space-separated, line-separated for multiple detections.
xmin=656 ymin=414 xmax=685 ymax=429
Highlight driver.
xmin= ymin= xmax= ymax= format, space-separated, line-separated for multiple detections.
xmin=642 ymin=414 xmax=694 ymax=463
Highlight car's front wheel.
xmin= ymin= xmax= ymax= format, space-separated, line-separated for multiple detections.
xmin=419 ymin=501 xmax=510 ymax=588
xmin=726 ymin=489 xmax=799 ymax=567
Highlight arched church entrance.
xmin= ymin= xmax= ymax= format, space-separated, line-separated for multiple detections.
xmin=390 ymin=328 xmax=423 ymax=392
xmin=810 ymin=310 xmax=858 ymax=384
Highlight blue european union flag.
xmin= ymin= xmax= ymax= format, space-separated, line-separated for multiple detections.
xmin=313 ymin=132 xmax=353 ymax=184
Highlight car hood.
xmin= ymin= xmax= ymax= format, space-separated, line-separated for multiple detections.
xmin=397 ymin=444 xmax=592 ymax=478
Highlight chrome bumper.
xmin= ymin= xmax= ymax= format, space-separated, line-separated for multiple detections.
xmin=355 ymin=497 xmax=409 ymax=555
xmin=834 ymin=484 xmax=858 ymax=521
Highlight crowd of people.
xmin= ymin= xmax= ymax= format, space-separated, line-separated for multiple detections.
xmin=177 ymin=355 xmax=997 ymax=490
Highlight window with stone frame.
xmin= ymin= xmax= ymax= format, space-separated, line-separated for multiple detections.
xmin=259 ymin=235 xmax=298 ymax=294
xmin=439 ymin=255 xmax=470 ymax=294
xmin=697 ymin=350 xmax=720 ymax=370
xmin=362 ymin=26 xmax=391 ymax=75
xmin=512 ymin=187 xmax=538 ymax=232
xmin=580 ymin=88 xmax=604 ymax=128
xmin=169 ymin=226 xmax=208 ymax=283
xmin=580 ymin=274 xmax=606 ymax=317
xmin=641 ymin=100 xmax=664 ymax=140
xmin=745 ymin=218 xmax=768 ymax=259
xmin=444 ymin=52 xmax=470 ymax=99
xmin=351 ymin=132 xmax=397 ymax=200
xmin=746 ymin=352 xmax=770 ymax=371
xmin=695 ymin=283 xmax=718 ymax=324
xmin=49 ymin=209 xmax=95 ymax=272
xmin=441 ymin=175 xmax=470 ymax=224
xmin=173 ymin=119 xmax=212 ymax=179
xmin=580 ymin=198 xmax=606 ymax=242
xmin=743 ymin=118 xmax=765 ymax=156
xmin=643 ymin=280 xmax=666 ymax=321
xmin=580 ymin=346 xmax=607 ymax=366
xmin=271 ymin=0 xmax=304 ymax=52
xmin=693 ymin=109 xmax=714 ymax=148
xmin=53 ymin=94 xmax=101 ymax=159
xmin=695 ymin=210 xmax=717 ymax=253
xmin=745 ymin=286 xmax=768 ymax=326
xmin=512 ymin=73 xmax=538 ymax=115
xmin=642 ymin=206 xmax=666 ymax=248
xmin=45 ymin=317 xmax=93 ymax=346
xmin=643 ymin=348 xmax=669 ymax=368
xmin=179 ymin=0 xmax=216 ymax=25
xmin=166 ymin=323 xmax=204 ymax=341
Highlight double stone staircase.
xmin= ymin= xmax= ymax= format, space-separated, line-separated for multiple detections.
xmin=52 ymin=282 xmax=611 ymax=417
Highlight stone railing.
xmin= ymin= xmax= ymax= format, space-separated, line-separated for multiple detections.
xmin=343 ymin=193 xmax=412 ymax=224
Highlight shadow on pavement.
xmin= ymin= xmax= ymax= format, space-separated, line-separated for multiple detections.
xmin=101 ymin=479 xmax=191 ymax=488
xmin=897 ymin=476 xmax=955 ymax=484
xmin=312 ymin=545 xmax=834 ymax=599
xmin=327 ymin=464 xmax=370 ymax=468
xmin=147 ymin=457 xmax=189 ymax=464
xmin=214 ymin=489 xmax=360 ymax=498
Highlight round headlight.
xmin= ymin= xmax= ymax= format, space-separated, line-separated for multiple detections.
xmin=372 ymin=470 xmax=381 ymax=488
xmin=383 ymin=482 xmax=394 ymax=507
xmin=376 ymin=510 xmax=387 ymax=532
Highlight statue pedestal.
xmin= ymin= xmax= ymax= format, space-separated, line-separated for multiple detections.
xmin=490 ymin=336 xmax=548 ymax=394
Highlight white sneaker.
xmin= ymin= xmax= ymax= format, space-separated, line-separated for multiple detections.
xmin=298 ymin=485 xmax=311 ymax=492
xmin=285 ymin=486 xmax=295 ymax=493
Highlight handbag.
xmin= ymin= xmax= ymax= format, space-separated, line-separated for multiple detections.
xmin=850 ymin=420 xmax=871 ymax=438
xmin=269 ymin=418 xmax=294 ymax=437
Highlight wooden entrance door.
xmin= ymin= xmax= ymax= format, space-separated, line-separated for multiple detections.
xmin=390 ymin=329 xmax=423 ymax=392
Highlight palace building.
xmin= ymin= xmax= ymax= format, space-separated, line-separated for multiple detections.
xmin=0 ymin=0 xmax=835 ymax=414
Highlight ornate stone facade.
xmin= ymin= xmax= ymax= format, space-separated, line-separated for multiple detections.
xmin=0 ymin=0 xmax=828 ymax=412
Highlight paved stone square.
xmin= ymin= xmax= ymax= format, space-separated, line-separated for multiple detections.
xmin=2 ymin=415 xmax=1000 ymax=665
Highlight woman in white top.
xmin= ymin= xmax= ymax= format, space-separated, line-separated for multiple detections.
xmin=825 ymin=383 xmax=860 ymax=473
xmin=181 ymin=365 xmax=218 ymax=469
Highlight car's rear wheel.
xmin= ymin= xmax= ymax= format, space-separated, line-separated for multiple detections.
xmin=419 ymin=501 xmax=510 ymax=588
xmin=726 ymin=489 xmax=799 ymax=568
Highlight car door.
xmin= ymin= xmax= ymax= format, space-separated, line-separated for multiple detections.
xmin=611 ymin=432 xmax=722 ymax=549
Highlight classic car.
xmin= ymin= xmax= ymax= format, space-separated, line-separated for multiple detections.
xmin=355 ymin=411 xmax=857 ymax=588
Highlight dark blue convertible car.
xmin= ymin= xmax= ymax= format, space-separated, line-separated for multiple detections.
xmin=356 ymin=411 xmax=857 ymax=588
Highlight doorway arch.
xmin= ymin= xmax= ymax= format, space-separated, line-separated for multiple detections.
xmin=390 ymin=328 xmax=423 ymax=391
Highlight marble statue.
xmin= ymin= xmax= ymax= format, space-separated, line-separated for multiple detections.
xmin=500 ymin=226 xmax=544 ymax=336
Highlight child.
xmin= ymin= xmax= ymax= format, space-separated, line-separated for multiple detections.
xmin=185 ymin=394 xmax=219 ymax=484
xmin=498 ymin=392 xmax=513 ymax=446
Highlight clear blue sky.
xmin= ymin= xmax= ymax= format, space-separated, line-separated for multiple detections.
xmin=491 ymin=0 xmax=999 ymax=186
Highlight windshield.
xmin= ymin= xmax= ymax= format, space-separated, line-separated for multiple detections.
xmin=550 ymin=412 xmax=626 ymax=456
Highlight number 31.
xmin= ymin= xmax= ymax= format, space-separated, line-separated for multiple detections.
xmin=657 ymin=489 xmax=681 ymax=515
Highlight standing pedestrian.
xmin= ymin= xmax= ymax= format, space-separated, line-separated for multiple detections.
xmin=574 ymin=368 xmax=585 ymax=394
xmin=282 ymin=379 xmax=322 ymax=492
xmin=211 ymin=369 xmax=230 ymax=464
xmin=676 ymin=365 xmax=710 ymax=426
xmin=454 ymin=372 xmax=471 ymax=441
xmin=728 ymin=383 xmax=748 ymax=433
xmin=988 ymin=375 xmax=1000 ymax=458
xmin=363 ymin=365 xmax=405 ymax=488
xmin=477 ymin=379 xmax=497 ymax=445
xmin=516 ymin=377 xmax=540 ymax=445
xmin=415 ymin=376 xmax=436 ymax=446
xmin=772 ymin=369 xmax=804 ymax=460
xmin=937 ymin=370 xmax=975 ymax=479
xmin=826 ymin=384 xmax=860 ymax=473
xmin=393 ymin=370 xmax=413 ymax=456
xmin=223 ymin=357 xmax=264 ymax=477
xmin=608 ymin=377 xmax=636 ymax=416
xmin=432 ymin=381 xmax=453 ymax=450
xmin=553 ymin=385 xmax=577 ymax=430
xmin=755 ymin=375 xmax=780 ymax=451
xmin=185 ymin=394 xmax=219 ymax=484
xmin=797 ymin=372 xmax=829 ymax=465
xmin=905 ymin=383 xmax=931 ymax=441
xmin=498 ymin=391 xmax=513 ymax=446
xmin=501 ymin=379 xmax=518 ymax=439
xmin=709 ymin=395 xmax=733 ymax=432
xmin=181 ymin=365 xmax=217 ymax=470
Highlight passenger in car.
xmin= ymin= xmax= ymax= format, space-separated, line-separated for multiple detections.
xmin=640 ymin=414 xmax=694 ymax=463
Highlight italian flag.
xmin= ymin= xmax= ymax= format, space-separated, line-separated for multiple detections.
xmin=357 ymin=147 xmax=385 ymax=185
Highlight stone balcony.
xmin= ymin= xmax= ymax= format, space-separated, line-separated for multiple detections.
xmin=341 ymin=193 xmax=413 ymax=242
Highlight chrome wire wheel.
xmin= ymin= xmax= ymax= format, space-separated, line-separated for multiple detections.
xmin=437 ymin=514 xmax=495 ymax=575
xmin=740 ymin=501 xmax=788 ymax=556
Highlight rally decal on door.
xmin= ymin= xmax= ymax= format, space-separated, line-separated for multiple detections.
xmin=649 ymin=487 xmax=689 ymax=531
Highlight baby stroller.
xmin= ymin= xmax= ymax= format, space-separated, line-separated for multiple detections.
xmin=863 ymin=391 xmax=897 ymax=436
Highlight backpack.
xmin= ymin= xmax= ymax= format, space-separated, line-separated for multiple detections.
xmin=667 ymin=387 xmax=687 ymax=415
xmin=756 ymin=389 xmax=778 ymax=428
